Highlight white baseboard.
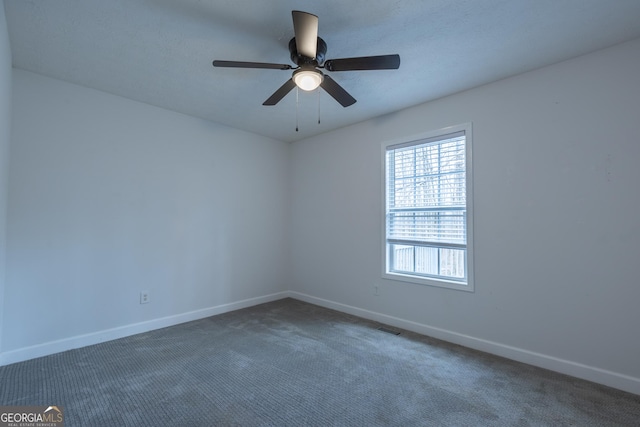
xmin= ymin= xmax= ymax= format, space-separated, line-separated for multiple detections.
xmin=0 ymin=291 xmax=289 ymax=366
xmin=289 ymin=291 xmax=640 ymax=396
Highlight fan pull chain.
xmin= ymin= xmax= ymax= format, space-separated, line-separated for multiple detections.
xmin=317 ymin=88 xmax=321 ymax=124
xmin=295 ymin=87 xmax=299 ymax=132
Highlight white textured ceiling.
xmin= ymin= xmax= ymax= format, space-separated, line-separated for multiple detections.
xmin=5 ymin=0 xmax=640 ymax=142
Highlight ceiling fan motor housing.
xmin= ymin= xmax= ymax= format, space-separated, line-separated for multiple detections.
xmin=289 ymin=37 xmax=327 ymax=66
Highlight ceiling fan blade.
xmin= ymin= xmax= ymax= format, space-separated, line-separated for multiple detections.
xmin=263 ymin=79 xmax=297 ymax=106
xmin=324 ymin=54 xmax=400 ymax=71
xmin=320 ymin=75 xmax=356 ymax=107
xmin=292 ymin=10 xmax=318 ymax=59
xmin=213 ymin=60 xmax=292 ymax=70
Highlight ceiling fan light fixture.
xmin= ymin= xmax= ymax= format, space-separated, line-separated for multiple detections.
xmin=293 ymin=68 xmax=323 ymax=91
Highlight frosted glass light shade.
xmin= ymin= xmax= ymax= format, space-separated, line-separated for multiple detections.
xmin=293 ymin=69 xmax=323 ymax=91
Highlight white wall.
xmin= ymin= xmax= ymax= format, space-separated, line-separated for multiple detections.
xmin=0 ymin=1 xmax=12 ymax=356
xmin=290 ymin=38 xmax=640 ymax=394
xmin=3 ymin=70 xmax=289 ymax=360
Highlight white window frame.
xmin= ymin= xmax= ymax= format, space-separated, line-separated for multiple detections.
xmin=382 ymin=123 xmax=474 ymax=292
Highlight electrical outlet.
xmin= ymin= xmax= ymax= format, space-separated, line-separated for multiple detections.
xmin=140 ymin=291 xmax=150 ymax=304
xmin=374 ymin=285 xmax=380 ymax=296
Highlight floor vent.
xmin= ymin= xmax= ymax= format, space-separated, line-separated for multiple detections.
xmin=377 ymin=327 xmax=401 ymax=335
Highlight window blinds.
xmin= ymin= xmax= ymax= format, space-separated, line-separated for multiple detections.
xmin=386 ymin=132 xmax=466 ymax=248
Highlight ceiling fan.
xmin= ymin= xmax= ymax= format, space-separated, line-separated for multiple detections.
xmin=212 ymin=10 xmax=400 ymax=107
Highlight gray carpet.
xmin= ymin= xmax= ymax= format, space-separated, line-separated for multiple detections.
xmin=1 ymin=298 xmax=639 ymax=426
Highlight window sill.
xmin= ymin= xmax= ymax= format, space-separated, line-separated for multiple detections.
xmin=382 ymin=271 xmax=474 ymax=292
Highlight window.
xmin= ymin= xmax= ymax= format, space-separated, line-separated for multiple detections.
xmin=383 ymin=124 xmax=473 ymax=291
